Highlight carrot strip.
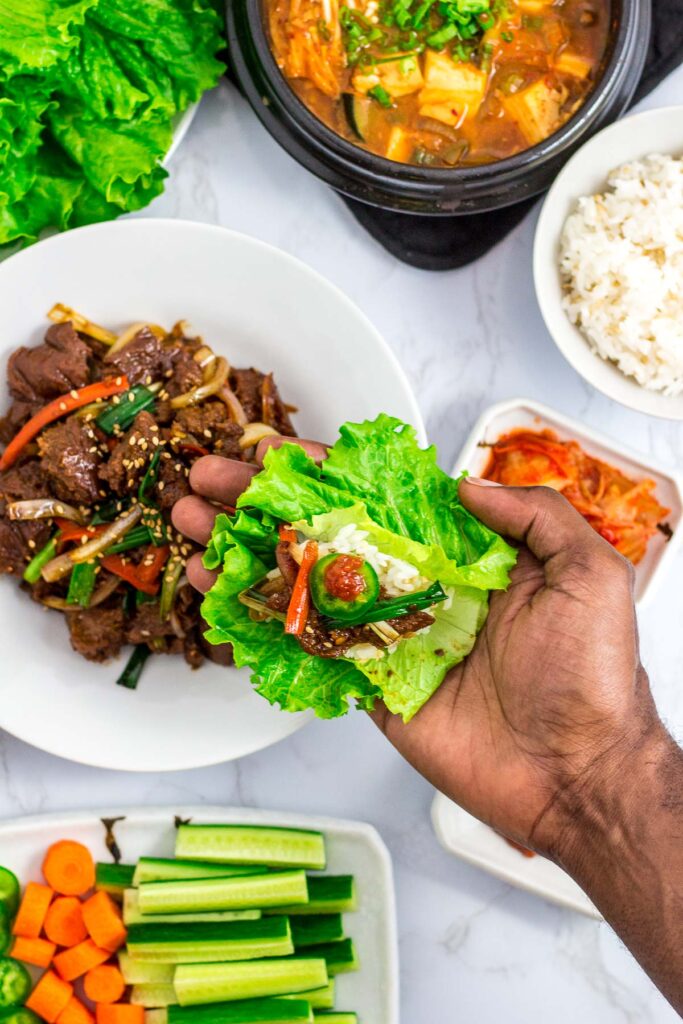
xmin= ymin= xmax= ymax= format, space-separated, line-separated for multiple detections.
xmin=285 ymin=540 xmax=318 ymax=636
xmin=26 ymin=971 xmax=73 ymax=1023
xmin=96 ymin=1007 xmax=144 ymax=1024
xmin=83 ymin=965 xmax=126 ymax=1005
xmin=11 ymin=936 xmax=57 ymax=967
xmin=278 ymin=524 xmax=297 ymax=543
xmin=57 ymin=998 xmax=95 ymax=1024
xmin=0 ymin=377 xmax=130 ymax=472
xmin=12 ymin=881 xmax=54 ymax=938
xmin=44 ymin=896 xmax=88 ymax=947
xmin=53 ymin=939 xmax=110 ymax=981
xmin=81 ymin=892 xmax=127 ymax=953
xmin=43 ymin=840 xmax=95 ymax=896
xmin=99 ymin=554 xmax=161 ymax=596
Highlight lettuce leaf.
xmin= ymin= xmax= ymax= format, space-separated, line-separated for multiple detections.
xmin=202 ymin=416 xmax=517 ymax=722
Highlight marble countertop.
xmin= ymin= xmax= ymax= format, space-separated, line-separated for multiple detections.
xmin=2 ymin=66 xmax=682 ymax=1024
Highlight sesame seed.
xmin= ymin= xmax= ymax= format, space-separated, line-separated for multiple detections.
xmin=128 ymin=393 xmax=135 ymax=402
xmin=203 ymin=429 xmax=212 ymax=438
xmin=56 ymin=505 xmax=64 ymax=514
xmin=99 ymin=490 xmax=107 ymax=497
xmin=158 ymin=481 xmax=165 ymax=491
xmin=128 ymin=436 xmax=136 ymax=446
xmin=174 ymin=463 xmax=182 ymax=472
xmin=115 ymin=377 xmax=123 ymax=386
xmin=128 ymin=479 xmax=135 ymax=488
xmin=70 ymin=390 xmax=79 ymax=399
xmin=59 ymin=402 xmax=67 ymax=412
xmin=27 ymin=539 xmax=36 ymax=549
xmin=152 ymin=436 xmax=160 ymax=446
xmin=113 ymin=396 xmax=121 ymax=405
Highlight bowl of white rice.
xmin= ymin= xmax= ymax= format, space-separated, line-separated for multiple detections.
xmin=533 ymin=106 xmax=683 ymax=419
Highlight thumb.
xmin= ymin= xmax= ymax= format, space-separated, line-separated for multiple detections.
xmin=459 ymin=478 xmax=605 ymax=566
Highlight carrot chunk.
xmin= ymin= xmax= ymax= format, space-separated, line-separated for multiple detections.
xmin=83 ymin=965 xmax=126 ymax=1005
xmin=53 ymin=939 xmax=110 ymax=981
xmin=43 ymin=841 xmax=95 ymax=897
xmin=96 ymin=1007 xmax=144 ymax=1024
xmin=57 ymin=998 xmax=95 ymax=1024
xmin=11 ymin=935 xmax=57 ymax=967
xmin=26 ymin=970 xmax=73 ymax=1023
xmin=81 ymin=892 xmax=126 ymax=953
xmin=44 ymin=897 xmax=88 ymax=947
xmin=13 ymin=882 xmax=54 ymax=938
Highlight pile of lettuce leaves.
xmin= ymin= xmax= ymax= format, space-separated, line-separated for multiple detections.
xmin=0 ymin=0 xmax=225 ymax=248
xmin=202 ymin=415 xmax=518 ymax=723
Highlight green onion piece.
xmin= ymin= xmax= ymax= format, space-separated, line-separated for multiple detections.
xmin=91 ymin=498 xmax=126 ymax=525
xmin=426 ymin=22 xmax=459 ymax=46
xmin=411 ymin=0 xmax=436 ymax=26
xmin=23 ymin=534 xmax=59 ymax=584
xmin=105 ymin=525 xmax=155 ymax=556
xmin=138 ymin=448 xmax=163 ymax=505
xmin=368 ymin=84 xmax=393 ymax=107
xmin=116 ymin=645 xmax=152 ymax=690
xmin=325 ymin=581 xmax=447 ymax=629
xmin=66 ymin=560 xmax=98 ymax=607
xmin=96 ymin=385 xmax=156 ymax=436
xmin=159 ymin=554 xmax=183 ymax=621
xmin=500 ymin=29 xmax=513 ymax=40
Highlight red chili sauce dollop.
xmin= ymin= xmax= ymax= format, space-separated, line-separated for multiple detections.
xmin=324 ymin=555 xmax=366 ymax=602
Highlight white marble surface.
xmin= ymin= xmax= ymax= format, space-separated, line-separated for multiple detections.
xmin=2 ymin=65 xmax=683 ymax=1024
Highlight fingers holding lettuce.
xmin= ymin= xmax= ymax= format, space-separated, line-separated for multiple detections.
xmin=172 ymin=416 xmax=517 ymax=721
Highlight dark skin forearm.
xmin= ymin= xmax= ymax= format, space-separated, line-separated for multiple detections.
xmin=553 ymin=720 xmax=683 ymax=1012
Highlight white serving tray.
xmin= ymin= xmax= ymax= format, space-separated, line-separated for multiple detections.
xmin=452 ymin=398 xmax=683 ymax=605
xmin=431 ymin=792 xmax=600 ymax=919
xmin=0 ymin=806 xmax=400 ymax=1024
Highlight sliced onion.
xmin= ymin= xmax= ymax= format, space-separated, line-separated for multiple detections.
xmin=104 ymin=321 xmax=167 ymax=359
xmin=239 ymin=422 xmax=279 ymax=450
xmin=8 ymin=499 xmax=85 ymax=524
xmin=170 ymin=356 xmax=230 ymax=410
xmin=218 ymin=384 xmax=248 ymax=426
xmin=193 ymin=346 xmax=217 ymax=371
xmin=39 ymin=573 xmax=121 ymax=612
xmin=48 ymin=303 xmax=116 ymax=345
xmin=169 ymin=607 xmax=186 ymax=639
xmin=41 ymin=505 xmax=143 ymax=582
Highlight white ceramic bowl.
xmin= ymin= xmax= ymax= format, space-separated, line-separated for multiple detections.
xmin=452 ymin=398 xmax=683 ymax=605
xmin=534 ymin=106 xmax=683 ymax=419
xmin=0 ymin=218 xmax=424 ymax=772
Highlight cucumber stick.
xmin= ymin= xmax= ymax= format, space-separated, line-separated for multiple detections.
xmin=124 ymin=889 xmax=261 ymax=926
xmin=127 ymin=919 xmax=293 ymax=963
xmin=131 ymin=985 xmax=178 ymax=1008
xmin=169 ymin=999 xmax=313 ymax=1024
xmin=119 ymin=954 xmax=175 ymax=985
xmin=266 ymin=878 xmax=356 ymax=917
xmin=176 ymin=826 xmax=326 ymax=871
xmin=313 ymin=1016 xmax=357 ymax=1024
xmin=174 ymin=959 xmax=328 ymax=1005
xmin=296 ymin=941 xmax=359 ymax=977
xmin=134 ymin=859 xmax=268 ymax=887
xmin=139 ymin=872 xmax=308 ymax=915
xmin=281 ymin=983 xmax=335 ymax=1010
xmin=288 ymin=916 xmax=344 ymax=948
xmin=96 ymin=863 xmax=136 ymax=896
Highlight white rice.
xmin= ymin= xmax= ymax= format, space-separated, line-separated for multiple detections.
xmin=559 ymin=153 xmax=683 ymax=396
xmin=313 ymin=523 xmax=430 ymax=596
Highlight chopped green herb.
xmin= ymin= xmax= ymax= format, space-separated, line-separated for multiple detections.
xmin=501 ymin=29 xmax=513 ymax=41
xmin=368 ymin=84 xmax=394 ymax=107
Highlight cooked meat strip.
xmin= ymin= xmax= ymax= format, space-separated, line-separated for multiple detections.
xmin=107 ymin=328 xmax=178 ymax=386
xmin=155 ymin=457 xmax=191 ymax=511
xmin=275 ymin=542 xmax=299 ymax=585
xmin=386 ymin=610 xmax=435 ymax=633
xmin=98 ymin=410 xmax=160 ymax=493
xmin=38 ymin=417 xmax=103 ymax=505
xmin=171 ymin=402 xmax=243 ymax=457
xmin=166 ymin=350 xmax=203 ymax=398
xmin=125 ymin=602 xmax=178 ymax=646
xmin=7 ymin=322 xmax=90 ymax=403
xmin=0 ymin=460 xmax=52 ymax=503
xmin=0 ymin=519 xmax=50 ymax=576
xmin=67 ymin=604 xmax=126 ymax=662
xmin=261 ymin=372 xmax=296 ymax=436
xmin=0 ymin=400 xmax=36 ymax=444
xmin=231 ymin=368 xmax=265 ymax=423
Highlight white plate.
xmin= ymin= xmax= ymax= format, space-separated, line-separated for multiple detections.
xmin=166 ymin=103 xmax=200 ymax=164
xmin=0 ymin=219 xmax=424 ymax=772
xmin=0 ymin=805 xmax=400 ymax=1023
xmin=534 ymin=106 xmax=683 ymax=419
xmin=452 ymin=398 xmax=683 ymax=605
xmin=431 ymin=792 xmax=600 ymax=919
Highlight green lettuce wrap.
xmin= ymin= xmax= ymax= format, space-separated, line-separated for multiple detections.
xmin=201 ymin=415 xmax=517 ymax=722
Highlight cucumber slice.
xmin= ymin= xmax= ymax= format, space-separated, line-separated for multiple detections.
xmin=342 ymin=94 xmax=371 ymax=141
xmin=0 ymin=957 xmax=32 ymax=1009
xmin=139 ymin=872 xmax=308 ymax=916
xmin=313 ymin=1016 xmax=357 ymax=1024
xmin=0 ymin=1011 xmax=43 ymax=1024
xmin=288 ymin=916 xmax=343 ymax=948
xmin=119 ymin=954 xmax=175 ymax=985
xmin=0 ymin=907 xmax=11 ymax=956
xmin=281 ymin=983 xmax=335 ymax=1010
xmin=127 ymin=919 xmax=293 ymax=964
xmin=133 ymin=860 xmax=268 ymax=887
xmin=131 ymin=985 xmax=179 ymax=1008
xmin=295 ymin=940 xmax=358 ymax=977
xmin=175 ymin=827 xmax=326 ymax=872
xmin=96 ymin=863 xmax=136 ymax=897
xmin=266 ymin=878 xmax=356 ymax=916
xmin=174 ymin=959 xmax=328 ymax=1006
xmin=124 ymin=889 xmax=261 ymax=926
xmin=0 ymin=869 xmax=20 ymax=917
xmin=169 ymin=999 xmax=313 ymax=1024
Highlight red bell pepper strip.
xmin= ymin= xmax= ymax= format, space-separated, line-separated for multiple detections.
xmin=0 ymin=376 xmax=130 ymax=472
xmin=55 ymin=520 xmax=109 ymax=548
xmin=179 ymin=443 xmax=210 ymax=458
xmin=285 ymin=540 xmax=318 ymax=636
xmin=100 ymin=550 xmax=162 ymax=596
xmin=279 ymin=524 xmax=297 ymax=544
xmin=136 ymin=545 xmax=170 ymax=586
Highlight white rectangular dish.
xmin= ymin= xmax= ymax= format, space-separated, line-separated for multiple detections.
xmin=452 ymin=398 xmax=683 ymax=605
xmin=0 ymin=805 xmax=400 ymax=1024
xmin=431 ymin=792 xmax=600 ymax=919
